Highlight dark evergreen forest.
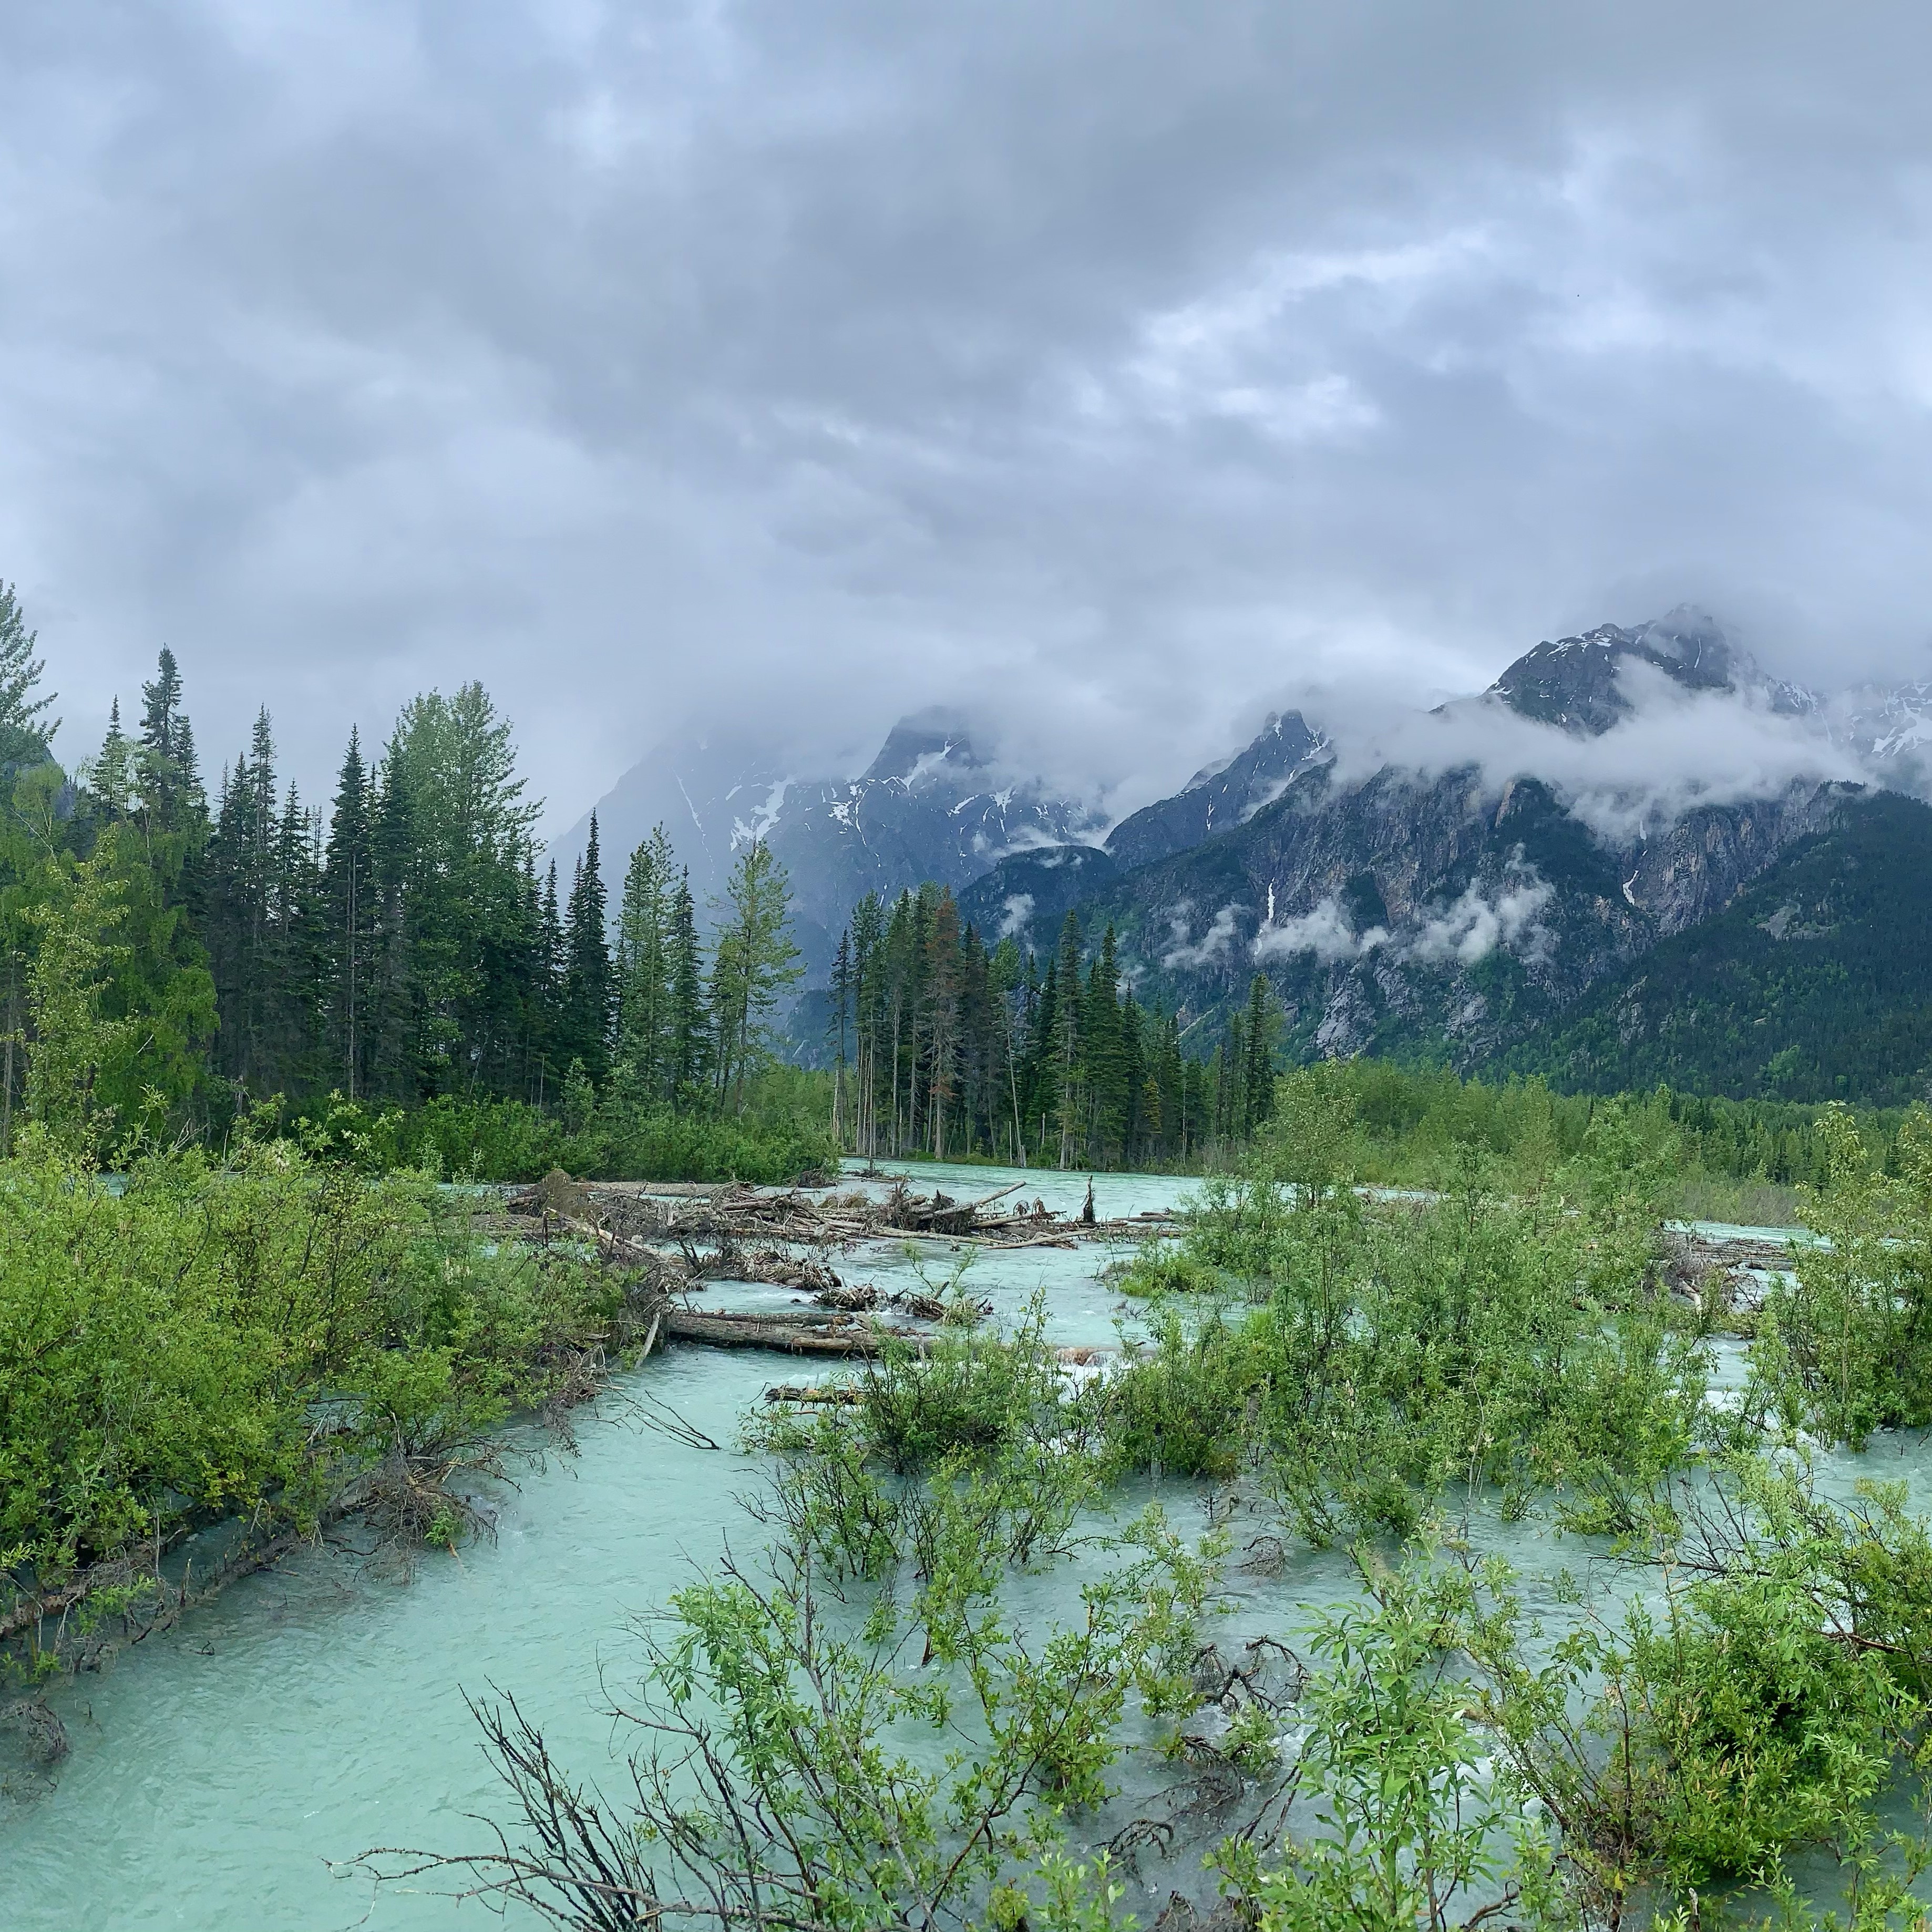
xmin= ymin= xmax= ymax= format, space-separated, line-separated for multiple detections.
xmin=0 ymin=585 xmax=815 ymax=1170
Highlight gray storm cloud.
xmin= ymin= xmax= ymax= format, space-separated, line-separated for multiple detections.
xmin=4 ymin=4 xmax=1932 ymax=825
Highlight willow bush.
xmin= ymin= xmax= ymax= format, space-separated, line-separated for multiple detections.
xmin=0 ymin=1126 xmax=612 ymax=1659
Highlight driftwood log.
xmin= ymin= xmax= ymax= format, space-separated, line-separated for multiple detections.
xmin=663 ymin=1310 xmax=930 ymax=1358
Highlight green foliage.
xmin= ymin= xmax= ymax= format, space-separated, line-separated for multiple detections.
xmin=857 ymin=1298 xmax=1077 ymax=1475
xmin=0 ymin=580 xmax=56 ymax=762
xmin=832 ymin=887 xmax=1198 ymax=1170
xmin=397 ymin=1332 xmax=1222 ymax=1932
xmin=1749 ymin=1106 xmax=1932 ymax=1446
xmin=21 ymin=830 xmax=143 ymax=1148
xmin=299 ymin=1077 xmax=841 ymax=1184
xmin=1105 ymin=1306 xmax=1253 ymax=1481
xmin=1212 ymin=1554 xmax=1565 ymax=1932
xmin=710 ymin=839 xmax=804 ymax=1116
xmin=1124 ymin=1095 xmax=1703 ymax=1541
xmin=0 ymin=1130 xmax=610 ymax=1613
xmin=1451 ymin=1454 xmax=1932 ymax=1920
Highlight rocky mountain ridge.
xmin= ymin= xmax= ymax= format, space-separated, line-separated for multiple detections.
xmin=568 ymin=605 xmax=1932 ymax=1095
xmin=957 ymin=607 xmax=1931 ymax=1096
xmin=554 ymin=708 xmax=1105 ymax=978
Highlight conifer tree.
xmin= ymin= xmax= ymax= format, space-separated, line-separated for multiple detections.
xmin=136 ymin=646 xmax=204 ymax=843
xmin=528 ymin=859 xmax=563 ymax=1104
xmin=847 ymin=891 xmax=886 ymax=1157
xmin=922 ymin=890 xmax=962 ymax=1158
xmin=709 ymin=841 xmax=801 ymax=1116
xmin=1083 ymin=923 xmax=1126 ymax=1162
xmin=365 ymin=749 xmax=419 ymax=1101
xmin=828 ymin=925 xmax=853 ymax=1144
xmin=614 ymin=824 xmax=675 ymax=1102
xmin=204 ymin=710 xmax=281 ymax=1091
xmin=1242 ymin=973 xmax=1276 ymax=1135
xmin=0 ymin=580 xmax=56 ymax=761
xmin=323 ymin=729 xmax=376 ymax=1097
xmin=1053 ymin=911 xmax=1083 ymax=1168
xmin=560 ymin=813 xmax=613 ymax=1085
xmin=667 ymin=868 xmax=707 ymax=1104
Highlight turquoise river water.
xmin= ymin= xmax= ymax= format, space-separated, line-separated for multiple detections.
xmin=2 ymin=1163 xmax=1925 ymax=1930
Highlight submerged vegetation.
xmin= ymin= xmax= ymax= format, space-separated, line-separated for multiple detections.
xmin=14 ymin=591 xmax=1932 ymax=1921
xmin=356 ymin=1077 xmax=1932 ymax=1930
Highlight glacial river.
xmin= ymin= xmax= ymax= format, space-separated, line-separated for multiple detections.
xmin=1 ymin=1165 xmax=1923 ymax=1930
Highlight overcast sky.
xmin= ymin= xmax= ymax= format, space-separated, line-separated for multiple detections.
xmin=6 ymin=2 xmax=1932 ymax=830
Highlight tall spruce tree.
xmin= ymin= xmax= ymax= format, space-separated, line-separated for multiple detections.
xmin=1052 ymin=911 xmax=1083 ymax=1169
xmin=323 ymin=729 xmax=376 ymax=1097
xmin=0 ymin=580 xmax=56 ymax=763
xmin=614 ymin=824 xmax=675 ymax=1102
xmin=559 ymin=814 xmax=613 ymax=1086
xmin=535 ymin=859 xmax=564 ymax=1102
xmin=1242 ymin=973 xmax=1276 ymax=1135
xmin=136 ymin=646 xmax=202 ymax=840
xmin=708 ymin=841 xmax=801 ymax=1116
xmin=384 ymin=683 xmax=541 ymax=1096
xmin=667 ymin=867 xmax=707 ymax=1105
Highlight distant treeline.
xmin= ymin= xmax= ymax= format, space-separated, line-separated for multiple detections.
xmin=4 ymin=570 xmax=1910 ymax=1191
xmin=824 ymin=876 xmax=1920 ymax=1194
xmin=0 ymin=583 xmax=830 ymax=1178
xmin=826 ymin=885 xmax=1280 ymax=1168
xmin=1297 ymin=1056 xmax=1920 ymax=1193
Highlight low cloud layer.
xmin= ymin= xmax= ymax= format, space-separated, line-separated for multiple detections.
xmin=6 ymin=7 xmax=1932 ymax=826
xmin=1321 ymin=658 xmax=1867 ymax=843
xmin=1182 ymin=854 xmax=1561 ymax=973
xmin=1251 ymin=898 xmax=1384 ymax=965
xmin=1160 ymin=901 xmax=1244 ymax=971
xmin=1410 ymin=875 xmax=1555 ymax=965
xmin=1244 ymin=862 xmax=1555 ymax=974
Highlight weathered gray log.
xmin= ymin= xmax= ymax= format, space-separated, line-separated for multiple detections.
xmin=663 ymin=1310 xmax=929 ymax=1358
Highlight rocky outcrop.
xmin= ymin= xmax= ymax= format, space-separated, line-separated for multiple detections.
xmin=1104 ymin=710 xmax=1325 ymax=869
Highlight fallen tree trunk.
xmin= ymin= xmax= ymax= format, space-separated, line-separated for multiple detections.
xmin=662 ymin=1310 xmax=929 ymax=1358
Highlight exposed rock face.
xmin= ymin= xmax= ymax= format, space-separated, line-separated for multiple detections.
xmin=1058 ymin=604 xmax=1857 ymax=1071
xmin=1623 ymin=786 xmax=1843 ymax=934
xmin=1104 ymin=710 xmax=1325 ymax=869
xmin=1485 ymin=605 xmax=1811 ymax=735
xmin=954 ymin=842 xmax=1118 ymax=949
xmin=556 ymin=707 xmax=1103 ymax=977
xmin=1830 ymin=679 xmax=1932 ymax=800
xmin=577 ymin=602 xmax=1932 ymax=1085
xmin=752 ymin=715 xmax=1104 ymax=972
xmin=1076 ymin=761 xmax=1653 ymax=1065
xmin=1505 ymin=790 xmax=1932 ymax=1104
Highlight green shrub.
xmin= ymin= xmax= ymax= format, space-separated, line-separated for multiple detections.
xmin=0 ymin=1131 xmax=610 ymax=1609
xmin=296 ymin=1090 xmax=842 ymax=1186
xmin=859 ymin=1300 xmax=1071 ymax=1475
xmin=1105 ymin=1308 xmax=1253 ymax=1481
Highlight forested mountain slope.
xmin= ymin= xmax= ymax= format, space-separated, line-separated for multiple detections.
xmin=1496 ymin=791 xmax=1932 ymax=1104
xmin=938 ymin=608 xmax=1910 ymax=1093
